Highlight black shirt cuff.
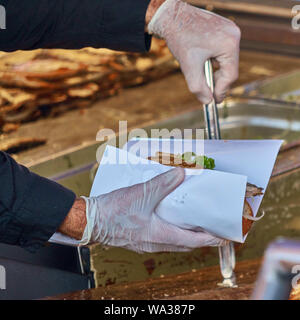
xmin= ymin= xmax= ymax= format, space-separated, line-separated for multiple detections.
xmin=0 ymin=152 xmax=76 ymax=252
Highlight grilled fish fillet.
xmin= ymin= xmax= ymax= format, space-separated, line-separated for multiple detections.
xmin=148 ymin=152 xmax=264 ymax=236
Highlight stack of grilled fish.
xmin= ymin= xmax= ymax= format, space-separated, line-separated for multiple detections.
xmin=0 ymin=39 xmax=178 ymax=134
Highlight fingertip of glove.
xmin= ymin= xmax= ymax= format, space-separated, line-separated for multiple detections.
xmin=215 ymin=94 xmax=226 ymax=104
xmin=159 ymin=167 xmax=185 ymax=190
xmin=197 ymin=93 xmax=213 ymax=105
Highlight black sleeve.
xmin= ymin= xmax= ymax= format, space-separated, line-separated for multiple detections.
xmin=0 ymin=151 xmax=76 ymax=252
xmin=0 ymin=0 xmax=151 ymax=52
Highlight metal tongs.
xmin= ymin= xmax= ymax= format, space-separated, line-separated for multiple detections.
xmin=204 ymin=59 xmax=237 ymax=288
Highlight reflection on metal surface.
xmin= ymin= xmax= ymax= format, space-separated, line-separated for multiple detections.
xmin=217 ymin=242 xmax=237 ymax=288
xmin=28 ymin=97 xmax=300 ymax=287
xmin=231 ymin=70 xmax=300 ymax=105
xmin=221 ymin=116 xmax=300 ymax=132
xmin=252 ymin=238 xmax=300 ymax=300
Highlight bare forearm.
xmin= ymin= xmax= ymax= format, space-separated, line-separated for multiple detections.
xmin=145 ymin=0 xmax=166 ymax=31
xmin=58 ymin=198 xmax=87 ymax=240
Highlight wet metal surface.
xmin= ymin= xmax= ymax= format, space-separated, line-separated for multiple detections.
xmin=44 ymin=259 xmax=260 ymax=300
xmin=39 ymin=103 xmax=300 ymax=288
xmin=24 ymin=95 xmax=300 ymax=288
xmin=232 ymin=70 xmax=300 ymax=118
xmin=12 ymin=50 xmax=300 ymax=289
xmin=82 ymin=143 xmax=300 ymax=288
xmin=219 ymin=99 xmax=300 ymax=143
xmin=272 ymin=141 xmax=300 ymax=177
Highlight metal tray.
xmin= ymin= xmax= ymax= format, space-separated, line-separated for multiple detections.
xmin=24 ymin=98 xmax=300 ymax=287
xmin=231 ymin=70 xmax=300 ymax=105
xmin=30 ymin=98 xmax=300 ymax=185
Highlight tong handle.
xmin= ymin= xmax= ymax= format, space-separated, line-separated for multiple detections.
xmin=204 ymin=59 xmax=237 ymax=287
xmin=204 ymin=60 xmax=221 ymax=140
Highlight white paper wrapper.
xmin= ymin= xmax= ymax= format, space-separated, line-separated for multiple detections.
xmin=123 ymin=138 xmax=283 ymax=219
xmin=50 ymin=139 xmax=282 ymax=245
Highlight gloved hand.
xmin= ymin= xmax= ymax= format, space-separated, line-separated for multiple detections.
xmin=147 ymin=0 xmax=241 ymax=104
xmin=80 ymin=167 xmax=226 ymax=253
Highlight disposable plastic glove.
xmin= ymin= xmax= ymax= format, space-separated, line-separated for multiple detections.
xmin=80 ymin=167 xmax=226 ymax=253
xmin=148 ymin=0 xmax=241 ymax=104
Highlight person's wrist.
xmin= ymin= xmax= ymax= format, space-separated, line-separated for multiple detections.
xmin=58 ymin=197 xmax=87 ymax=240
xmin=145 ymin=0 xmax=166 ymax=32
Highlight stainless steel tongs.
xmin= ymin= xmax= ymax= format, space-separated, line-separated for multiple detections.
xmin=204 ymin=59 xmax=237 ymax=288
xmin=204 ymin=60 xmax=221 ymax=140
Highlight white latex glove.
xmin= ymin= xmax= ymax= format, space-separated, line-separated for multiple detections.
xmin=81 ymin=167 xmax=226 ymax=253
xmin=148 ymin=0 xmax=241 ymax=104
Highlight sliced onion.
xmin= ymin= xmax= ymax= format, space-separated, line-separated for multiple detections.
xmin=243 ymin=210 xmax=265 ymax=221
